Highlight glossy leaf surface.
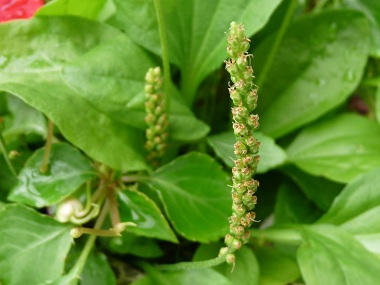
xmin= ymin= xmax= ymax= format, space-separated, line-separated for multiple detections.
xmin=287 ymin=114 xmax=380 ymax=183
xmin=8 ymin=143 xmax=95 ymax=207
xmin=0 ymin=204 xmax=72 ymax=285
xmin=148 ymin=152 xmax=231 ymax=242
xmin=118 ymin=189 xmax=178 ymax=242
xmin=255 ymin=10 xmax=369 ymax=138
xmin=108 ymin=0 xmax=282 ymax=104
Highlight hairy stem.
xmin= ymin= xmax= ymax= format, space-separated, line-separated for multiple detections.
xmin=153 ymin=0 xmax=171 ymax=113
xmin=40 ymin=119 xmax=54 ymax=173
xmin=256 ymin=0 xmax=298 ymax=88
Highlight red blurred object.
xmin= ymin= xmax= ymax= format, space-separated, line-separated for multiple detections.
xmin=0 ymin=0 xmax=44 ymax=22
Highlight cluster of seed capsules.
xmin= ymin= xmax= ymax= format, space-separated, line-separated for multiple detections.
xmin=144 ymin=67 xmax=169 ymax=167
xmin=219 ymin=22 xmax=260 ymax=266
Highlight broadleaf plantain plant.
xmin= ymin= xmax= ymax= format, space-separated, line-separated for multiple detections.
xmin=1 ymin=0 xmax=380 ymax=285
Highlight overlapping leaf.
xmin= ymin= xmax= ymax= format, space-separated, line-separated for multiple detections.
xmin=147 ymin=152 xmax=231 ymax=242
xmin=255 ymin=10 xmax=370 ymax=138
xmin=8 ymin=143 xmax=96 ymax=208
xmin=287 ymin=114 xmax=380 ymax=183
xmin=207 ymin=131 xmax=287 ymax=173
xmin=0 ymin=204 xmax=72 ymax=285
xmin=108 ymin=0 xmax=283 ymax=104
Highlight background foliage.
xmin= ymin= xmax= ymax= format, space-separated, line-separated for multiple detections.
xmin=1 ymin=0 xmax=380 ymax=284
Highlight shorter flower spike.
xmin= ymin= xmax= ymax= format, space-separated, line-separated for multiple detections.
xmin=221 ymin=21 xmax=260 ymax=269
xmin=144 ymin=67 xmax=169 ymax=168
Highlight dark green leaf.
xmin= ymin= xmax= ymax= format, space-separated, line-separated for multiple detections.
xmin=0 ymin=204 xmax=72 ymax=285
xmin=100 ymin=232 xmax=163 ymax=258
xmin=287 ymin=113 xmax=380 ymax=183
xmin=274 ymin=181 xmax=322 ymax=225
xmin=61 ymin=35 xmax=209 ymax=142
xmin=255 ymin=246 xmax=300 ymax=285
xmin=297 ymin=224 xmax=380 ymax=285
xmin=37 ymin=0 xmax=116 ymax=21
xmin=207 ymin=131 xmax=287 ymax=173
xmin=193 ymin=242 xmax=259 ymax=285
xmin=2 ymin=94 xmax=47 ymax=140
xmin=148 ymin=152 xmax=231 ymax=242
xmin=282 ymin=165 xmax=344 ymax=211
xmin=118 ymin=188 xmax=178 ymax=242
xmin=0 ymin=91 xmax=7 ymax=115
xmin=8 ymin=143 xmax=96 ymax=208
xmin=318 ymin=167 xmax=380 ymax=254
xmin=342 ymin=0 xmax=380 ymax=57
xmin=80 ymin=251 xmax=116 ymax=285
xmin=0 ymin=17 xmax=150 ymax=171
xmin=255 ymin=10 xmax=370 ymax=138
xmin=108 ymin=0 xmax=282 ymax=104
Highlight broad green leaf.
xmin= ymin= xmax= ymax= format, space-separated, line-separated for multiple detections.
xmin=207 ymin=131 xmax=287 ymax=173
xmin=131 ymin=267 xmax=233 ymax=285
xmin=80 ymin=251 xmax=116 ymax=285
xmin=342 ymin=0 xmax=380 ymax=57
xmin=282 ymin=165 xmax=343 ymax=211
xmin=0 ymin=91 xmax=7 ymax=115
xmin=8 ymin=143 xmax=95 ymax=207
xmin=274 ymin=181 xmax=322 ymax=225
xmin=255 ymin=246 xmax=300 ymax=285
xmin=318 ymin=167 xmax=380 ymax=254
xmin=376 ymin=85 xmax=380 ymax=124
xmin=2 ymin=94 xmax=47 ymax=140
xmin=0 ymin=204 xmax=72 ymax=285
xmin=61 ymin=35 xmax=209 ymax=142
xmin=147 ymin=152 xmax=231 ymax=242
xmin=108 ymin=0 xmax=282 ymax=104
xmin=297 ymin=224 xmax=380 ymax=285
xmin=193 ymin=242 xmax=259 ymax=285
xmin=0 ymin=17 xmax=149 ymax=171
xmin=99 ymin=232 xmax=163 ymax=258
xmin=287 ymin=113 xmax=380 ymax=183
xmin=37 ymin=0 xmax=116 ymax=22
xmin=255 ymin=10 xmax=370 ymax=138
xmin=118 ymin=188 xmax=178 ymax=242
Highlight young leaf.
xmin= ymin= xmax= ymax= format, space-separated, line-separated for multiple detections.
xmin=108 ymin=0 xmax=282 ymax=104
xmin=118 ymin=188 xmax=178 ymax=243
xmin=255 ymin=9 xmax=370 ymax=138
xmin=287 ymin=113 xmax=380 ymax=183
xmin=193 ymin=242 xmax=259 ymax=285
xmin=297 ymin=224 xmax=380 ymax=285
xmin=207 ymin=131 xmax=287 ymax=173
xmin=318 ymin=167 xmax=380 ymax=254
xmin=36 ymin=0 xmax=116 ymax=22
xmin=0 ymin=17 xmax=149 ymax=171
xmin=0 ymin=204 xmax=72 ymax=285
xmin=147 ymin=152 xmax=231 ymax=242
xmin=8 ymin=143 xmax=96 ymax=208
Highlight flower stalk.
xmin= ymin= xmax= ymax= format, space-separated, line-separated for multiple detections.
xmin=219 ymin=22 xmax=260 ymax=268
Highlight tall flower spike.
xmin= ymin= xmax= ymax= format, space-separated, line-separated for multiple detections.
xmin=219 ymin=22 xmax=260 ymax=268
xmin=144 ymin=67 xmax=169 ymax=167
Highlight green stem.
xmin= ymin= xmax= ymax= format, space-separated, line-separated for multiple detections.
xmin=153 ymin=0 xmax=172 ymax=113
xmin=69 ymin=199 xmax=109 ymax=282
xmin=256 ymin=0 xmax=298 ymax=88
xmin=249 ymin=227 xmax=303 ymax=245
xmin=156 ymin=256 xmax=225 ymax=271
xmin=0 ymin=130 xmax=17 ymax=177
xmin=40 ymin=120 xmax=54 ymax=173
